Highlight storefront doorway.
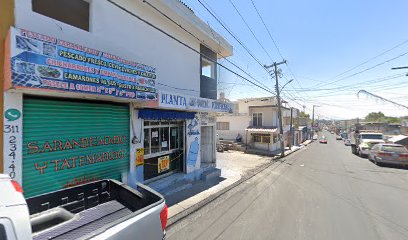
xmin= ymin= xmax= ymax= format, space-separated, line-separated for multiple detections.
xmin=22 ymin=97 xmax=130 ymax=197
xmin=201 ymin=126 xmax=214 ymax=165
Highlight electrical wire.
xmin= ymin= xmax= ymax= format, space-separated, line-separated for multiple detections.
xmin=142 ymin=0 xmax=273 ymax=93
xmin=107 ymin=0 xmax=274 ymax=94
xmin=197 ymin=0 xmax=269 ymax=73
xmin=315 ymin=48 xmax=408 ymax=88
xmin=227 ymin=0 xmax=274 ymax=62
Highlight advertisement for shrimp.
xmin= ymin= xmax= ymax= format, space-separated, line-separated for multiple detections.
xmin=5 ymin=27 xmax=157 ymax=100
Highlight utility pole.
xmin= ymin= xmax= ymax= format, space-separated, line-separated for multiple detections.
xmin=311 ymin=105 xmax=319 ymax=138
xmin=265 ymin=60 xmax=286 ymax=158
xmin=289 ymin=107 xmax=293 ymax=150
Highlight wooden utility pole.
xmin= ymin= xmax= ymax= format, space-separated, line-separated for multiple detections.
xmin=289 ymin=107 xmax=293 ymax=150
xmin=265 ymin=60 xmax=286 ymax=157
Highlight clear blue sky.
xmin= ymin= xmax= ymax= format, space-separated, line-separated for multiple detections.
xmin=184 ymin=0 xmax=408 ymax=119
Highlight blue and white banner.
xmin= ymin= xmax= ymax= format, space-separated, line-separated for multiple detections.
xmin=159 ymin=91 xmax=233 ymax=113
xmin=6 ymin=27 xmax=157 ymax=100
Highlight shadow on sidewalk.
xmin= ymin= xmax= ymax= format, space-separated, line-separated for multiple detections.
xmin=164 ymin=176 xmax=227 ymax=207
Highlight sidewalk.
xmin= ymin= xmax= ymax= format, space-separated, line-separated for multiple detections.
xmin=166 ymin=141 xmax=309 ymax=226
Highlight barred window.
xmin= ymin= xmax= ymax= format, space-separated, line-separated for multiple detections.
xmin=216 ymin=122 xmax=230 ymax=130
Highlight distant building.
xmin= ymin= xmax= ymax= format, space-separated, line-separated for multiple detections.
xmin=216 ymin=97 xmax=299 ymax=153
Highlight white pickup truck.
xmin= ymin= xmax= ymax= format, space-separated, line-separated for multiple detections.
xmin=0 ymin=174 xmax=167 ymax=240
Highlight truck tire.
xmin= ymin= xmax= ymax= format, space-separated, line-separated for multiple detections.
xmin=217 ymin=145 xmax=224 ymax=152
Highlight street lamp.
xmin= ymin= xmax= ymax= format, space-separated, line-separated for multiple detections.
xmin=280 ymin=79 xmax=293 ymax=92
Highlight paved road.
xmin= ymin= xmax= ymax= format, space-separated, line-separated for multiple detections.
xmin=167 ymin=132 xmax=408 ymax=240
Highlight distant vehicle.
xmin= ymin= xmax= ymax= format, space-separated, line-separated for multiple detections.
xmin=340 ymin=132 xmax=348 ymax=140
xmin=344 ymin=139 xmax=351 ymax=146
xmin=350 ymin=131 xmax=385 ymax=158
xmin=0 ymin=176 xmax=168 ymax=240
xmin=313 ymin=135 xmax=318 ymax=140
xmin=368 ymin=144 xmax=408 ymax=166
xmin=336 ymin=135 xmax=342 ymax=140
xmin=330 ymin=131 xmax=335 ymax=134
xmin=319 ymin=136 xmax=328 ymax=144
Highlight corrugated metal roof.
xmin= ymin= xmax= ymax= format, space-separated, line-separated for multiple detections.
xmin=245 ymin=128 xmax=278 ymax=133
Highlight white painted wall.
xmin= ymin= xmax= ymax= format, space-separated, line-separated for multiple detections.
xmin=13 ymin=0 xmax=228 ymax=97
xmin=249 ymin=107 xmax=277 ymax=127
xmin=216 ymin=115 xmax=250 ymax=142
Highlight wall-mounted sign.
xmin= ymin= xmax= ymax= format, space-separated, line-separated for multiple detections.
xmin=158 ymin=155 xmax=170 ymax=173
xmin=136 ymin=148 xmax=144 ymax=167
xmin=159 ymin=91 xmax=232 ymax=113
xmin=5 ymin=27 xmax=157 ymax=100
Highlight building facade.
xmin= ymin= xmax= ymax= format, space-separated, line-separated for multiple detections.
xmin=216 ymin=97 xmax=298 ymax=153
xmin=1 ymin=0 xmax=232 ymax=197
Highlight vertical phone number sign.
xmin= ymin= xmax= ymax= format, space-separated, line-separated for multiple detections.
xmin=3 ymin=92 xmax=23 ymax=184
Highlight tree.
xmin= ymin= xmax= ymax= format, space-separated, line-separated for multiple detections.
xmin=365 ymin=112 xmax=385 ymax=122
xmin=299 ymin=112 xmax=310 ymax=119
xmin=364 ymin=112 xmax=401 ymax=124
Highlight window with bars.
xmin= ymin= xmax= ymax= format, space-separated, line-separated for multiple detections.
xmin=252 ymin=134 xmax=271 ymax=143
xmin=216 ymin=122 xmax=230 ymax=130
xmin=252 ymin=113 xmax=263 ymax=127
xmin=143 ymin=120 xmax=184 ymax=156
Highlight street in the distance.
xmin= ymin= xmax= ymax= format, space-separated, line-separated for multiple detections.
xmin=168 ymin=132 xmax=408 ymax=240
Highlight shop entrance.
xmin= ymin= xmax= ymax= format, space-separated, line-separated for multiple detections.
xmin=22 ymin=97 xmax=130 ymax=197
xmin=200 ymin=126 xmax=214 ymax=164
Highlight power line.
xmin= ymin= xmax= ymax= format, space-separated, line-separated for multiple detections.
xmin=315 ymin=43 xmax=408 ymax=88
xmin=323 ymin=38 xmax=408 ymax=84
xmin=197 ymin=0 xmax=267 ymax=71
xmin=143 ymin=0 xmax=274 ymax=93
xmin=249 ymin=0 xmax=284 ymax=59
xmin=248 ymin=0 xmax=312 ymax=104
xmin=107 ymin=0 xmax=275 ymax=94
xmin=227 ymin=0 xmax=274 ymax=62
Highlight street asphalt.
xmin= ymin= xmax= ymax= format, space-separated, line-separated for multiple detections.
xmin=167 ymin=132 xmax=408 ymax=240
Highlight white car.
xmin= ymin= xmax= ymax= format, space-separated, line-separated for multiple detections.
xmin=312 ymin=135 xmax=318 ymax=140
xmin=344 ymin=139 xmax=351 ymax=146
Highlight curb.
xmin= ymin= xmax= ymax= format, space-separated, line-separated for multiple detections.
xmin=167 ymin=145 xmax=306 ymax=227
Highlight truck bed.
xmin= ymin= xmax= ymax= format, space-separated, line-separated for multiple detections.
xmin=27 ymin=180 xmax=163 ymax=240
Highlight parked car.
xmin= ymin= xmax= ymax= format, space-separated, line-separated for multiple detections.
xmin=368 ymin=143 xmax=408 ymax=166
xmin=0 ymin=175 xmax=168 ymax=240
xmin=344 ymin=139 xmax=351 ymax=146
xmin=336 ymin=135 xmax=342 ymax=140
xmin=319 ymin=136 xmax=328 ymax=144
xmin=312 ymin=135 xmax=318 ymax=140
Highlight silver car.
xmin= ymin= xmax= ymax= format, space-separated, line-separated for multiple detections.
xmin=368 ymin=143 xmax=408 ymax=166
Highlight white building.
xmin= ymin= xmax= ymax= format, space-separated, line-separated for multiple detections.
xmin=1 ymin=0 xmax=232 ymax=197
xmin=217 ymin=97 xmax=298 ymax=153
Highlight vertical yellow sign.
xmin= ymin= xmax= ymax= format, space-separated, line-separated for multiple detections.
xmin=136 ymin=148 xmax=144 ymax=167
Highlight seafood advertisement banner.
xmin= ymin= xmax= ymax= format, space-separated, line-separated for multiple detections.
xmin=5 ymin=27 xmax=157 ymax=100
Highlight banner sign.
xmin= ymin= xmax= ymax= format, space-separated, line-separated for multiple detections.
xmin=159 ymin=91 xmax=233 ymax=113
xmin=135 ymin=148 xmax=144 ymax=167
xmin=158 ymin=155 xmax=170 ymax=173
xmin=5 ymin=27 xmax=157 ymax=100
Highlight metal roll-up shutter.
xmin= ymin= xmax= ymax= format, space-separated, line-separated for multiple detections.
xmin=23 ymin=97 xmax=129 ymax=198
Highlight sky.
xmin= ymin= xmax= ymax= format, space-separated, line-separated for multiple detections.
xmin=183 ymin=0 xmax=408 ymax=120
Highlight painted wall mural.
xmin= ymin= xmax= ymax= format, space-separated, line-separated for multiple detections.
xmin=186 ymin=114 xmax=201 ymax=173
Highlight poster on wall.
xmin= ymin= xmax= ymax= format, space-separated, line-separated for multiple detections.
xmin=5 ymin=27 xmax=157 ymax=101
xmin=186 ymin=115 xmax=201 ymax=173
xmin=158 ymin=155 xmax=170 ymax=173
xmin=136 ymin=148 xmax=144 ymax=167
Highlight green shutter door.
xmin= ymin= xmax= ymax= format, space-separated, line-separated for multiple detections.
xmin=22 ymin=97 xmax=129 ymax=198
